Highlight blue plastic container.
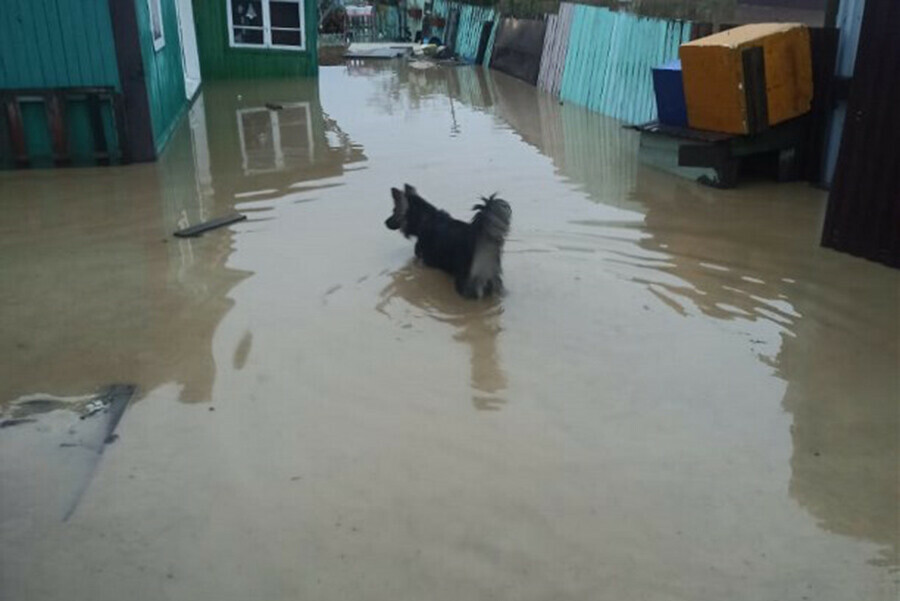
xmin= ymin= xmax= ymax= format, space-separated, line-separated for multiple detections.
xmin=652 ymin=59 xmax=688 ymax=127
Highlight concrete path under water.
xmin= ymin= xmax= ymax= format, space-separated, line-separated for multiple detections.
xmin=0 ymin=64 xmax=897 ymax=601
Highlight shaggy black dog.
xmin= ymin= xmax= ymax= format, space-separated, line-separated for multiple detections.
xmin=385 ymin=184 xmax=511 ymax=299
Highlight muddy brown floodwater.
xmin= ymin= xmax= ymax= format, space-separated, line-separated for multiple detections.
xmin=0 ymin=64 xmax=897 ymax=601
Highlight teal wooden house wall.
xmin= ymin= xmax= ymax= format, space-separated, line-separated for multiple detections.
xmin=0 ymin=0 xmax=120 ymax=89
xmin=193 ymin=0 xmax=318 ymax=79
xmin=134 ymin=0 xmax=188 ymax=154
xmin=0 ymin=0 xmax=192 ymax=168
xmin=0 ymin=0 xmax=123 ymax=167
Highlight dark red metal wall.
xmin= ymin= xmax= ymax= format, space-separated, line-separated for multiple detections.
xmin=821 ymin=0 xmax=899 ymax=268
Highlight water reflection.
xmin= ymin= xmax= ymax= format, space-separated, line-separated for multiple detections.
xmin=627 ymin=171 xmax=898 ymax=566
xmin=197 ymin=78 xmax=367 ymax=205
xmin=0 ymin=77 xmax=366 ymax=406
xmin=1 ymin=62 xmax=896 ymax=600
xmin=452 ymin=70 xmax=900 ymax=565
xmin=489 ymin=72 xmax=640 ymax=207
xmin=360 ymin=61 xmax=496 ymax=119
xmin=359 ymin=62 xmax=639 ymax=204
xmin=376 ymin=262 xmax=508 ymax=411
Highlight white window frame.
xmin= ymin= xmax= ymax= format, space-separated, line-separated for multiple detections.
xmin=226 ymin=0 xmax=306 ymax=52
xmin=148 ymin=0 xmax=166 ymax=51
xmin=236 ymin=103 xmax=314 ymax=175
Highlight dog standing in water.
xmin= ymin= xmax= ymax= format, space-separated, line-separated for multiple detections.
xmin=385 ymin=184 xmax=511 ymax=299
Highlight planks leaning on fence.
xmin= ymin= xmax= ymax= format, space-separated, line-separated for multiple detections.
xmin=537 ymin=2 xmax=575 ymax=97
xmin=559 ymin=6 xmax=691 ymax=124
xmin=454 ymin=4 xmax=496 ymax=62
xmin=482 ymin=19 xmax=500 ymax=66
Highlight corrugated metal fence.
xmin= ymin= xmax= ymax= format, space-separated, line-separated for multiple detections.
xmin=559 ymin=5 xmax=690 ymax=124
xmin=430 ymin=1 xmax=496 ymax=63
xmin=432 ymin=2 xmax=691 ymax=125
xmin=537 ymin=2 xmax=575 ymax=97
xmin=455 ymin=5 xmax=497 ymax=61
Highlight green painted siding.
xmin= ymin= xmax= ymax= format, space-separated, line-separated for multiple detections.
xmin=0 ymin=0 xmax=119 ymax=89
xmin=0 ymin=1 xmax=124 ymax=168
xmin=193 ymin=0 xmax=318 ymax=79
xmin=134 ymin=0 xmax=189 ymax=153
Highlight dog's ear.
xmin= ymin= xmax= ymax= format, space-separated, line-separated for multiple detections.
xmin=404 ymin=183 xmax=418 ymax=198
xmin=391 ymin=187 xmax=408 ymax=213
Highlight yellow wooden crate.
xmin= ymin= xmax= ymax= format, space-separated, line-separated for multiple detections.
xmin=679 ymin=23 xmax=813 ymax=134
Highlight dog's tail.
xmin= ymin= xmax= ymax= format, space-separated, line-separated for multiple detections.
xmin=471 ymin=194 xmax=511 ymax=244
xmin=462 ymin=194 xmax=511 ymax=298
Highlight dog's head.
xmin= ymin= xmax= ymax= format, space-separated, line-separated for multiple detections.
xmin=384 ymin=184 xmax=421 ymax=237
xmin=385 ymin=187 xmax=409 ymax=231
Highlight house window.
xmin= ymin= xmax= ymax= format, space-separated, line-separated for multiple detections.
xmin=148 ymin=0 xmax=165 ymax=50
xmin=236 ymin=103 xmax=313 ymax=174
xmin=227 ymin=0 xmax=305 ymax=51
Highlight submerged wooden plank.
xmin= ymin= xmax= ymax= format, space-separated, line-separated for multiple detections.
xmin=343 ymin=47 xmax=410 ymax=59
xmin=174 ymin=213 xmax=247 ymax=238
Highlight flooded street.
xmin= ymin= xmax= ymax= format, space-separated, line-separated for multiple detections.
xmin=1 ymin=64 xmax=897 ymax=600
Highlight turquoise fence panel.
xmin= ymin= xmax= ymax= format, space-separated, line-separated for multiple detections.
xmin=430 ymin=0 xmax=450 ymax=41
xmin=558 ymin=4 xmax=584 ymax=102
xmin=558 ymin=6 xmax=690 ymax=124
xmin=455 ymin=4 xmax=495 ymax=62
xmin=424 ymin=2 xmax=494 ymax=61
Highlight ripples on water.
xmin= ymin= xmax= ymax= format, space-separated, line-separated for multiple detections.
xmin=1 ymin=64 xmax=897 ymax=600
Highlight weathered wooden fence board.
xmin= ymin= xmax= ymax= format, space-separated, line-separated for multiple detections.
xmin=537 ymin=2 xmax=575 ymax=96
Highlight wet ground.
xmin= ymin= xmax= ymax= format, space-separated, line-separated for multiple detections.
xmin=0 ymin=64 xmax=897 ymax=601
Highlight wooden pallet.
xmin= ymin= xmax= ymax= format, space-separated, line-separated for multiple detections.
xmin=0 ymin=87 xmax=127 ymax=168
xmin=633 ymin=118 xmax=808 ymax=188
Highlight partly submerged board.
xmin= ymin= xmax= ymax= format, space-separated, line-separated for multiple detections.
xmin=174 ymin=213 xmax=247 ymax=238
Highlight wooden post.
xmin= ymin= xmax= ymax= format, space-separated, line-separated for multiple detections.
xmin=45 ymin=92 xmax=70 ymax=166
xmin=87 ymin=93 xmax=110 ymax=166
xmin=5 ymin=96 xmax=30 ymax=168
xmin=824 ymin=0 xmax=840 ymax=27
